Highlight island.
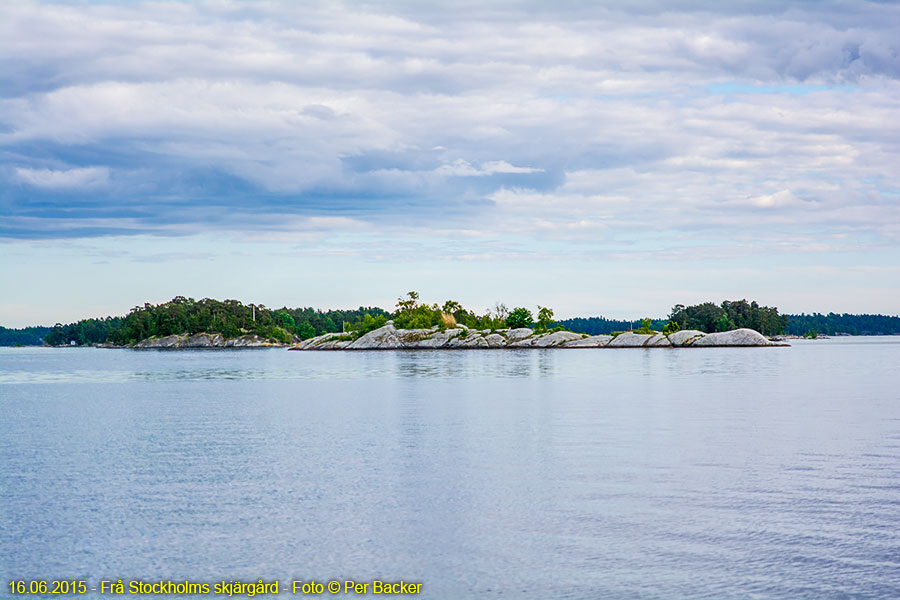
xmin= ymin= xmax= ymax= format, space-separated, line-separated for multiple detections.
xmin=22 ymin=294 xmax=797 ymax=349
xmin=289 ymin=322 xmax=784 ymax=350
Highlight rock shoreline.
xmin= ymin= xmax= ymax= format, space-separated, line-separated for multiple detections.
xmin=289 ymin=323 xmax=785 ymax=351
xmin=108 ymin=333 xmax=292 ymax=349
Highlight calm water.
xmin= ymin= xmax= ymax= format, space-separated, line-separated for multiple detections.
xmin=1 ymin=339 xmax=899 ymax=599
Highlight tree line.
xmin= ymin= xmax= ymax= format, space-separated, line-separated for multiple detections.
xmin=557 ymin=300 xmax=787 ymax=336
xmin=4 ymin=295 xmax=898 ymax=346
xmin=37 ymin=297 xmax=389 ymax=346
xmin=553 ymin=317 xmax=668 ymax=335
xmin=0 ymin=325 xmax=53 ymax=346
xmin=668 ymin=299 xmax=787 ymax=336
xmin=783 ymin=313 xmax=900 ymax=336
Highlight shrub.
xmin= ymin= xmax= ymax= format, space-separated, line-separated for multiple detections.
xmin=506 ymin=307 xmax=534 ymax=329
xmin=634 ymin=318 xmax=655 ymax=334
xmin=347 ymin=313 xmax=388 ymax=335
xmin=535 ymin=306 xmax=554 ymax=333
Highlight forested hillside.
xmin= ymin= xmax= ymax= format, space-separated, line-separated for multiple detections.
xmin=38 ymin=297 xmax=388 ymax=346
xmin=0 ymin=326 xmax=52 ymax=346
xmin=784 ymin=313 xmax=900 ymax=336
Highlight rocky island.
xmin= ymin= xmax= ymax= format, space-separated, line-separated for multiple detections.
xmin=36 ymin=294 xmax=791 ymax=350
xmin=289 ymin=322 xmax=784 ymax=350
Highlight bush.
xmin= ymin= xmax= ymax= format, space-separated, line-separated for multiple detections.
xmin=535 ymin=306 xmax=554 ymax=333
xmin=663 ymin=320 xmax=680 ymax=335
xmin=347 ymin=313 xmax=388 ymax=335
xmin=506 ymin=307 xmax=534 ymax=329
xmin=633 ymin=318 xmax=655 ymax=334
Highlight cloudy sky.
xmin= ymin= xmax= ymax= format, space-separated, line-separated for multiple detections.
xmin=2 ymin=0 xmax=899 ymax=327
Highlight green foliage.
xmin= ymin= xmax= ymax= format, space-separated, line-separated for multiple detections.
xmin=0 ymin=325 xmax=53 ymax=346
xmin=391 ymin=291 xmax=508 ymax=330
xmin=784 ymin=313 xmax=900 ymax=336
xmin=555 ymin=316 xmax=667 ymax=335
xmin=715 ymin=313 xmax=735 ymax=332
xmin=534 ymin=305 xmax=554 ymax=333
xmin=268 ymin=326 xmax=293 ymax=344
xmin=506 ymin=307 xmax=534 ymax=329
xmin=442 ymin=300 xmax=462 ymax=314
xmin=296 ymin=322 xmax=316 ymax=340
xmin=277 ymin=311 xmax=295 ymax=330
xmin=393 ymin=292 xmax=442 ymax=329
xmin=803 ymin=329 xmax=818 ymax=339
xmin=347 ymin=313 xmax=388 ymax=335
xmin=43 ymin=316 xmax=124 ymax=346
xmin=37 ymin=296 xmax=389 ymax=345
xmin=669 ymin=299 xmax=785 ymax=336
xmin=662 ymin=320 xmax=681 ymax=335
xmin=633 ymin=317 xmax=655 ymax=334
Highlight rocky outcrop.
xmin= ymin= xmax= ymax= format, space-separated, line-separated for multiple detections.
xmin=132 ymin=332 xmax=289 ymax=349
xmin=289 ymin=323 xmax=785 ymax=350
xmin=689 ymin=328 xmax=773 ymax=346
xmin=606 ymin=332 xmax=655 ymax=347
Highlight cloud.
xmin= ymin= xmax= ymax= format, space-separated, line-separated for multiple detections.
xmin=14 ymin=166 xmax=109 ymax=189
xmin=434 ymin=159 xmax=544 ymax=176
xmin=0 ymin=0 xmax=897 ymax=257
xmin=747 ymin=189 xmax=802 ymax=209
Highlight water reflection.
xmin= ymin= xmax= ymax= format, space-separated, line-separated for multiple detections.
xmin=394 ymin=349 xmax=546 ymax=379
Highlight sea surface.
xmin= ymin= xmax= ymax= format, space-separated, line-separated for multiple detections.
xmin=1 ymin=338 xmax=899 ymax=599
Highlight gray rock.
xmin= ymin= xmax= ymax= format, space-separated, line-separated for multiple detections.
xmin=484 ymin=333 xmax=507 ymax=347
xmin=533 ymin=331 xmax=583 ymax=347
xmin=457 ymin=333 xmax=489 ymax=348
xmin=408 ymin=331 xmax=453 ymax=348
xmin=645 ymin=333 xmax=672 ymax=347
xmin=691 ymin=328 xmax=774 ymax=346
xmin=665 ymin=330 xmax=706 ymax=346
xmin=288 ymin=323 xmax=780 ymax=350
xmin=397 ymin=329 xmax=433 ymax=345
xmin=135 ymin=332 xmax=281 ymax=349
xmin=562 ymin=335 xmax=613 ymax=347
xmin=347 ymin=324 xmax=401 ymax=349
xmin=506 ymin=328 xmax=534 ymax=344
xmin=606 ymin=332 xmax=655 ymax=347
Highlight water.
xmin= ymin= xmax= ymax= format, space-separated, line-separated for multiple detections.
xmin=1 ymin=339 xmax=899 ymax=599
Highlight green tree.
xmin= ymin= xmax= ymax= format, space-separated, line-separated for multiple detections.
xmin=277 ymin=311 xmax=295 ymax=331
xmin=506 ymin=307 xmax=534 ymax=329
xmin=535 ymin=306 xmax=554 ymax=333
xmin=634 ymin=318 xmax=654 ymax=334
xmin=715 ymin=313 xmax=734 ymax=332
xmin=663 ymin=320 xmax=680 ymax=335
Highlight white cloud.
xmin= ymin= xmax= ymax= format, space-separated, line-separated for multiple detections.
xmin=0 ymin=0 xmax=899 ymax=317
xmin=434 ymin=159 xmax=543 ymax=177
xmin=14 ymin=166 xmax=109 ymax=189
xmin=748 ymin=189 xmax=801 ymax=208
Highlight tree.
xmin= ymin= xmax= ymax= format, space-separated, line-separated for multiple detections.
xmin=396 ymin=291 xmax=419 ymax=314
xmin=493 ymin=302 xmax=509 ymax=321
xmin=277 ymin=311 xmax=295 ymax=331
xmin=506 ymin=307 xmax=534 ymax=329
xmin=535 ymin=306 xmax=554 ymax=332
xmin=634 ymin=318 xmax=654 ymax=334
xmin=715 ymin=313 xmax=734 ymax=332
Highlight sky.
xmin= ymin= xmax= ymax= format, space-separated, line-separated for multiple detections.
xmin=2 ymin=0 xmax=899 ymax=327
